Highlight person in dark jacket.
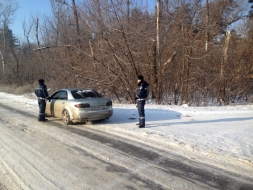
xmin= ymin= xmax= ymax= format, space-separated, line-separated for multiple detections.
xmin=135 ymin=75 xmax=149 ymax=128
xmin=34 ymin=79 xmax=50 ymax=122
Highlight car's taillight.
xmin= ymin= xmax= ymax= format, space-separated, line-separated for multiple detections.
xmin=106 ymin=101 xmax=112 ymax=106
xmin=75 ymin=103 xmax=90 ymax=108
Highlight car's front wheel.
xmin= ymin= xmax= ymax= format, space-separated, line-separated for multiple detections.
xmin=62 ymin=109 xmax=71 ymax=125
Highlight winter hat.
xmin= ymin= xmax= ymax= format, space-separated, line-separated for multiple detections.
xmin=38 ymin=79 xmax=44 ymax=84
xmin=137 ymin=75 xmax=144 ymax=81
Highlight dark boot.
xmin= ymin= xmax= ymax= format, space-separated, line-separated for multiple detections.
xmin=139 ymin=118 xmax=145 ymax=128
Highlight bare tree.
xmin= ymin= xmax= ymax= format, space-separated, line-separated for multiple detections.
xmin=0 ymin=0 xmax=18 ymax=75
xmin=7 ymin=0 xmax=251 ymax=105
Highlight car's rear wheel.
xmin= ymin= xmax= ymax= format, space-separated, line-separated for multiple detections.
xmin=62 ymin=109 xmax=71 ymax=125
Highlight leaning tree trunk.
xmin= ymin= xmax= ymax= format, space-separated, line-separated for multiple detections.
xmin=156 ymin=0 xmax=160 ymax=65
xmin=72 ymin=0 xmax=80 ymax=46
xmin=1 ymin=24 xmax=6 ymax=75
xmin=148 ymin=40 xmax=158 ymax=99
xmin=219 ymin=31 xmax=231 ymax=105
xmin=157 ymin=52 xmax=177 ymax=104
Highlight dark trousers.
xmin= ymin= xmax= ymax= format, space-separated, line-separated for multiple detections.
xmin=137 ymin=100 xmax=145 ymax=127
xmin=38 ymin=99 xmax=46 ymax=121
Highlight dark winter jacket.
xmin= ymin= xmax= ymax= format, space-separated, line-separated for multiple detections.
xmin=34 ymin=83 xmax=49 ymax=99
xmin=135 ymin=80 xmax=149 ymax=100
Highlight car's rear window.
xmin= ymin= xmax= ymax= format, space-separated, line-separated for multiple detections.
xmin=71 ymin=90 xmax=102 ymax=99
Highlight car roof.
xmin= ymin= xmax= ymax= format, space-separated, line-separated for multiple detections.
xmin=59 ymin=88 xmax=95 ymax=91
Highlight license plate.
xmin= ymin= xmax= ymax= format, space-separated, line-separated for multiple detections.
xmin=91 ymin=106 xmax=106 ymax=110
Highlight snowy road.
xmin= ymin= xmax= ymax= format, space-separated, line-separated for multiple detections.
xmin=0 ymin=95 xmax=253 ymax=189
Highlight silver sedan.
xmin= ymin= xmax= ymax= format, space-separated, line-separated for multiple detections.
xmin=45 ymin=88 xmax=113 ymax=125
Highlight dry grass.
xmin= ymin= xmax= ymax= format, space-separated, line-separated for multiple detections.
xmin=0 ymin=84 xmax=35 ymax=95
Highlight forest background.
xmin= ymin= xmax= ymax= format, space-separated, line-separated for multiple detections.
xmin=0 ymin=0 xmax=253 ymax=106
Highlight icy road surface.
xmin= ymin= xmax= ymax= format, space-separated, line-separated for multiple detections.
xmin=0 ymin=92 xmax=253 ymax=189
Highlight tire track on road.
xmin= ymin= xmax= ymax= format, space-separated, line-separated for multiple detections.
xmin=1 ymin=102 xmax=253 ymax=190
xmin=0 ymin=102 xmax=167 ymax=190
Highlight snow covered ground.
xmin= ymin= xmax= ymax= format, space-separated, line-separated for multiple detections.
xmin=1 ymin=92 xmax=253 ymax=179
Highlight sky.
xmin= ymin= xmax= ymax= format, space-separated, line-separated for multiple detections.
xmin=9 ymin=0 xmax=250 ymax=38
xmin=0 ymin=90 xmax=252 ymax=181
xmin=10 ymin=0 xmax=156 ymax=38
xmin=10 ymin=0 xmax=53 ymax=37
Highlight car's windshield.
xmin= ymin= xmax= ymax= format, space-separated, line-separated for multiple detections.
xmin=71 ymin=90 xmax=102 ymax=99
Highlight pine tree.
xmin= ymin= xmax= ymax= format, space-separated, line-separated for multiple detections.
xmin=0 ymin=26 xmax=19 ymax=50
